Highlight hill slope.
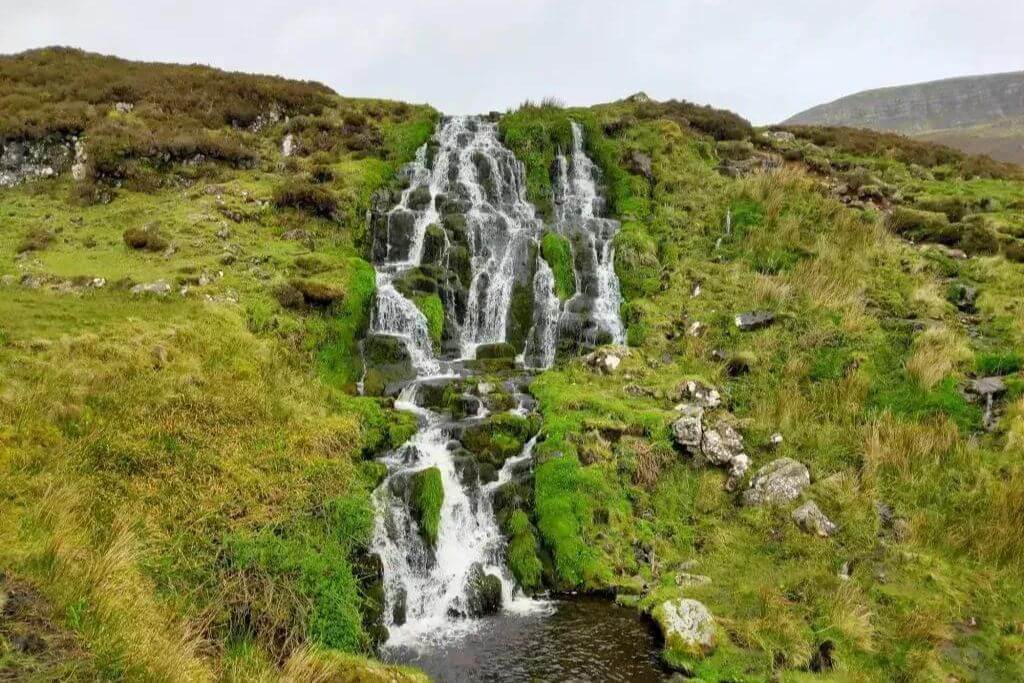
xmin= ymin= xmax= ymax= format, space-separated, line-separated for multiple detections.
xmin=3 ymin=48 xmax=1024 ymax=682
xmin=785 ymin=71 xmax=1024 ymax=164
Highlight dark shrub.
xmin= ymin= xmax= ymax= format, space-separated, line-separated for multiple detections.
xmin=1003 ymin=240 xmax=1024 ymax=263
xmin=290 ymin=278 xmax=345 ymax=306
xmin=16 ymin=228 xmax=55 ymax=253
xmin=274 ymin=283 xmax=305 ymax=309
xmin=887 ymin=207 xmax=956 ymax=244
xmin=123 ymin=225 xmax=169 ymax=251
xmin=309 ymin=165 xmax=335 ymax=183
xmin=272 ymin=180 xmax=338 ymax=218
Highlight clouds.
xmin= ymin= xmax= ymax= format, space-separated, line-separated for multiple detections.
xmin=2 ymin=0 xmax=1021 ymax=123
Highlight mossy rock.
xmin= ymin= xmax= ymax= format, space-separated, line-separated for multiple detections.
xmin=957 ymin=215 xmax=1000 ymax=255
xmin=464 ymin=564 xmax=502 ymax=617
xmin=715 ymin=139 xmax=754 ymax=161
xmin=407 ymin=185 xmax=432 ymax=211
xmin=540 ymin=232 xmax=575 ymax=300
xmin=123 ymin=225 xmax=169 ymax=252
xmin=411 ymin=293 xmax=444 ymax=346
xmin=506 ymin=282 xmax=535 ymax=352
xmin=362 ymin=334 xmax=415 ymax=396
xmin=475 ymin=342 xmax=516 ymax=359
xmin=887 ymin=207 xmax=958 ymax=245
xmin=393 ymin=267 xmax=439 ymax=297
xmin=411 ymin=467 xmax=443 ymax=547
xmin=290 ymin=278 xmax=345 ymax=306
xmin=421 ymin=224 xmax=447 ymax=265
xmin=458 ymin=413 xmax=539 ymax=468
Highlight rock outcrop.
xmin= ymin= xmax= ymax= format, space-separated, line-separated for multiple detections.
xmin=653 ymin=598 xmax=716 ymax=661
xmin=742 ymin=457 xmax=810 ymax=506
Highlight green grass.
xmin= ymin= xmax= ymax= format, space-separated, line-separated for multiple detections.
xmin=0 ymin=54 xmax=434 ymax=680
xmin=507 ymin=97 xmax=1024 ymax=680
xmin=412 ymin=467 xmax=444 ymax=547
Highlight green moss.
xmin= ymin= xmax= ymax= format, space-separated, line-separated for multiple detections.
xmin=412 ymin=467 xmax=444 ymax=547
xmin=412 ymin=293 xmax=444 ymax=346
xmin=497 ymin=105 xmax=573 ymax=218
xmin=540 ymin=232 xmax=575 ymax=300
xmin=504 ymin=510 xmax=543 ymax=593
xmin=507 ymin=280 xmax=535 ymax=352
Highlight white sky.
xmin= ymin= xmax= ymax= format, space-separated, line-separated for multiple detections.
xmin=2 ymin=1 xmax=1022 ymax=124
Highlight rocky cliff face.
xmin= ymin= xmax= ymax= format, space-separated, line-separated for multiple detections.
xmin=785 ymin=71 xmax=1024 ymax=133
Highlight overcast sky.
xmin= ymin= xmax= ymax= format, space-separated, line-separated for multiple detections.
xmin=2 ymin=1 xmax=1022 ymax=124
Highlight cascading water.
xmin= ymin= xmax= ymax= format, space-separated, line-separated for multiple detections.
xmin=364 ymin=115 xmax=632 ymax=664
xmin=553 ymin=121 xmax=627 ymax=348
xmin=366 ymin=116 xmax=549 ymax=648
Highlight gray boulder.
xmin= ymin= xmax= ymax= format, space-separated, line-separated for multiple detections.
xmin=653 ymin=598 xmax=716 ymax=660
xmin=742 ymin=457 xmax=810 ymax=506
xmin=700 ymin=421 xmax=744 ymax=467
xmin=672 ymin=404 xmax=704 ymax=451
xmin=792 ymin=500 xmax=837 ymax=537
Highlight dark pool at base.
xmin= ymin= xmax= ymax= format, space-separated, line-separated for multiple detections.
xmin=382 ymin=596 xmax=671 ymax=682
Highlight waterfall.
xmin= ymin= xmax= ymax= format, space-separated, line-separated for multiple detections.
xmin=523 ymin=259 xmax=560 ymax=369
xmin=367 ymin=116 xmax=549 ymax=649
xmin=553 ymin=121 xmax=626 ymax=348
xmin=365 ymin=115 xmax=626 ymax=649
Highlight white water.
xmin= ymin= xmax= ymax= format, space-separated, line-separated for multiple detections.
xmin=368 ymin=117 xmax=551 ymax=649
xmin=367 ymin=116 xmax=627 ymax=650
xmin=554 ymin=121 xmax=627 ymax=346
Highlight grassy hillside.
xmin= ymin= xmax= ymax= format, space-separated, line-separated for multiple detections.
xmin=502 ymin=100 xmax=1024 ymax=680
xmin=919 ymin=116 xmax=1024 ymax=166
xmin=783 ymin=71 xmax=1024 ymax=165
xmin=0 ymin=49 xmax=433 ymax=681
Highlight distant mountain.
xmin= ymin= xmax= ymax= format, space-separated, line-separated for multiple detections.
xmin=784 ymin=71 xmax=1024 ymax=164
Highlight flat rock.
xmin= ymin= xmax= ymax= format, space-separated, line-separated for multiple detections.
xmin=734 ymin=310 xmax=775 ymax=331
xmin=968 ymin=376 xmax=1006 ymax=397
xmin=742 ymin=457 xmax=810 ymax=506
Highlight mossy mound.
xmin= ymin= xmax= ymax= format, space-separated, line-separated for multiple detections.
xmin=540 ymin=232 xmax=576 ymax=300
xmin=411 ymin=467 xmax=443 ymax=547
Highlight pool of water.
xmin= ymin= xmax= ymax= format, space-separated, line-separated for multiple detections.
xmin=382 ymin=596 xmax=670 ymax=682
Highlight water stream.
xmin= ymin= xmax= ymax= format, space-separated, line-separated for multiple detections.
xmin=365 ymin=116 xmax=662 ymax=679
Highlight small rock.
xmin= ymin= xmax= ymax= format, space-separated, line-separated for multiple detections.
xmin=672 ymin=404 xmax=704 ymax=451
xmin=627 ymin=150 xmax=653 ymax=180
xmin=735 ymin=310 xmax=775 ymax=331
xmin=769 ymin=432 xmax=783 ymax=447
xmin=838 ymin=561 xmax=852 ymax=580
xmin=700 ymin=420 xmax=744 ymax=466
xmin=680 ymin=380 xmax=721 ymax=408
xmin=792 ymin=500 xmax=836 ymax=537
xmin=687 ymin=321 xmax=704 ymax=337
xmin=653 ymin=598 xmax=716 ymax=659
xmin=675 ymin=572 xmax=712 ymax=586
xmin=130 ymin=280 xmax=172 ymax=296
xmin=725 ymin=453 xmax=750 ymax=492
xmin=282 ymin=133 xmax=295 ymax=157
xmin=216 ymin=227 xmax=231 ymax=240
xmin=742 ymin=457 xmax=810 ymax=506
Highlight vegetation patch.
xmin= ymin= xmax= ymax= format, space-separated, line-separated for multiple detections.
xmin=540 ymin=232 xmax=575 ymax=300
xmin=412 ymin=467 xmax=444 ymax=547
